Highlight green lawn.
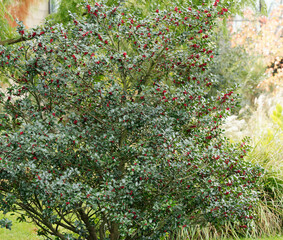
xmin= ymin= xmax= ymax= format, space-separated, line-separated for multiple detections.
xmin=238 ymin=237 xmax=283 ymax=240
xmin=0 ymin=213 xmax=41 ymax=240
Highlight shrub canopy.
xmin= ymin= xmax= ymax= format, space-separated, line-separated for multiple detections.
xmin=0 ymin=1 xmax=262 ymax=239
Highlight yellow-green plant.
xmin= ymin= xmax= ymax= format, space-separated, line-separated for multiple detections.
xmin=0 ymin=0 xmax=17 ymax=41
xmin=243 ymin=104 xmax=283 ymax=238
xmin=271 ymin=104 xmax=283 ymax=130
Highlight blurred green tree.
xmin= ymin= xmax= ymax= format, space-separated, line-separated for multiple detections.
xmin=207 ymin=32 xmax=266 ymax=115
xmin=0 ymin=0 xmax=17 ymax=41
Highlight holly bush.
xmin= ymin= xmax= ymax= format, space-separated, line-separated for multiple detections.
xmin=0 ymin=1 xmax=262 ymax=239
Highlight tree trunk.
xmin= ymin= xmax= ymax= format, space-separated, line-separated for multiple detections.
xmin=110 ymin=222 xmax=119 ymax=240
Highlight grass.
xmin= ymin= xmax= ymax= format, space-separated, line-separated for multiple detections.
xmin=245 ymin=116 xmax=283 ymax=238
xmin=0 ymin=212 xmax=41 ymax=240
xmin=238 ymin=237 xmax=283 ymax=240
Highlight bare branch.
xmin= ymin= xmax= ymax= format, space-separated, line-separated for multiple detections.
xmin=0 ymin=37 xmax=27 ymax=46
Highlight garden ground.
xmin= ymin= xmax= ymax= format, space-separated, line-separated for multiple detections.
xmin=0 ymin=212 xmax=282 ymax=240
